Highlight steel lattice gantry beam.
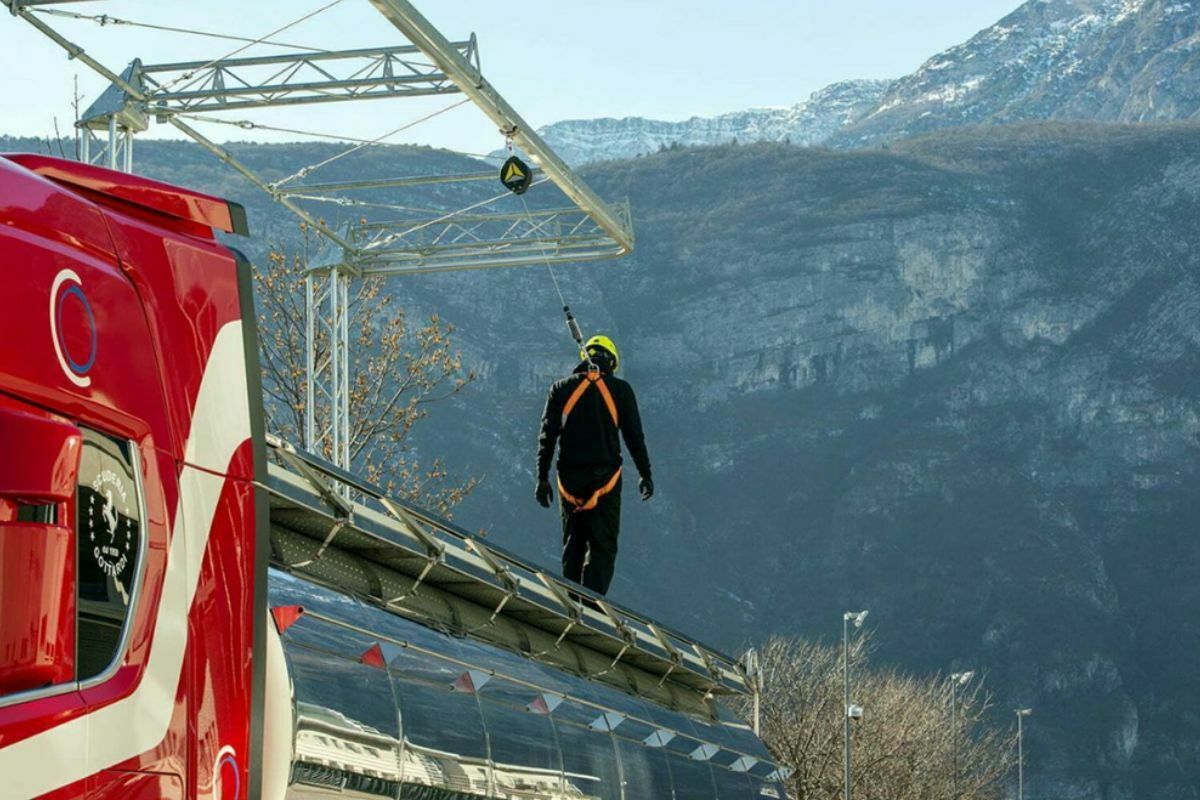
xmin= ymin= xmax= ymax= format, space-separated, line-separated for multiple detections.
xmin=6 ymin=0 xmax=635 ymax=266
xmin=350 ymin=201 xmax=634 ymax=275
xmin=70 ymin=42 xmax=474 ymax=171
xmin=135 ymin=42 xmax=475 ymax=114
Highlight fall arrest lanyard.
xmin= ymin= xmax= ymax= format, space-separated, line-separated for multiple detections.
xmin=498 ymin=141 xmax=590 ymax=357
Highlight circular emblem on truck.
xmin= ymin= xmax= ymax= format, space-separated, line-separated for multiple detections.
xmin=50 ymin=268 xmax=97 ymax=388
xmin=215 ymin=746 xmax=241 ymax=800
xmin=84 ymin=467 xmax=135 ymax=598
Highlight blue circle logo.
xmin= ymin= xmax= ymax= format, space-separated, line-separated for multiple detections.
xmin=50 ymin=269 xmax=96 ymax=388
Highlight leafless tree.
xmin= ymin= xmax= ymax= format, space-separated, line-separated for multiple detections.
xmin=256 ymin=223 xmax=478 ymax=516
xmin=736 ymin=634 xmax=1016 ymax=800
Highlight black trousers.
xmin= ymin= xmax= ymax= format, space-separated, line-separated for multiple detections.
xmin=559 ymin=468 xmax=622 ymax=596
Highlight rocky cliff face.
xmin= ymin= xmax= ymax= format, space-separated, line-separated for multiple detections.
xmin=530 ymin=0 xmax=1200 ymax=164
xmin=524 ymin=80 xmax=892 ymax=165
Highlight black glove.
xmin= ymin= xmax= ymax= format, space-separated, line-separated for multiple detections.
xmin=536 ymin=479 xmax=553 ymax=508
xmin=638 ymin=477 xmax=654 ymax=501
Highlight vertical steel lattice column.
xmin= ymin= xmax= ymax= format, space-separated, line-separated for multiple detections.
xmin=1018 ymin=714 xmax=1024 ymax=800
xmin=123 ymin=127 xmax=134 ymax=172
xmin=108 ymin=117 xmax=118 ymax=170
xmin=305 ymin=266 xmax=351 ymax=470
xmin=78 ymin=123 xmax=134 ymax=172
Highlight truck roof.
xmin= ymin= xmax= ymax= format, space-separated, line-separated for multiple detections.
xmin=3 ymin=153 xmax=248 ymax=236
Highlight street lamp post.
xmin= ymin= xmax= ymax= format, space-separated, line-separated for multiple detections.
xmin=843 ymin=610 xmax=869 ymax=800
xmin=1016 ymin=708 xmax=1033 ymax=800
xmin=743 ymin=648 xmax=762 ymax=737
xmin=950 ymin=670 xmax=975 ymax=799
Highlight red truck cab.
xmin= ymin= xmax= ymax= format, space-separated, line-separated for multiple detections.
xmin=0 ymin=154 xmax=266 ymax=800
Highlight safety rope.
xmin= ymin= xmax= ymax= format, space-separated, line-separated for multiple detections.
xmin=148 ymin=0 xmax=348 ymax=96
xmin=518 ymin=192 xmax=583 ymax=347
xmin=500 ymin=129 xmax=587 ymax=353
xmin=32 ymin=8 xmax=328 ymax=53
xmin=532 ymin=198 xmax=569 ymax=309
xmin=498 ymin=136 xmax=584 ymax=346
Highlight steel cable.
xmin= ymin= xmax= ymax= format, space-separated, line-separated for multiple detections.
xmin=149 ymin=0 xmax=349 ymax=95
xmin=32 ymin=7 xmax=329 ymax=52
xmin=271 ymin=98 xmax=473 ymax=189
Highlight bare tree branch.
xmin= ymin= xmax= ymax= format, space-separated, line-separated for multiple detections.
xmin=255 ymin=224 xmax=478 ymax=516
xmin=734 ymin=634 xmax=1017 ymax=800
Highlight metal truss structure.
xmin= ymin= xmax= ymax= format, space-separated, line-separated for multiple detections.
xmin=348 ymin=201 xmax=635 ymax=274
xmin=5 ymin=0 xmax=635 ymax=471
xmin=137 ymin=43 xmax=474 ymax=113
xmin=305 ymin=271 xmax=350 ymax=469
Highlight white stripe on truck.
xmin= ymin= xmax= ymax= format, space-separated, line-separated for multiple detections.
xmin=0 ymin=321 xmax=251 ymax=800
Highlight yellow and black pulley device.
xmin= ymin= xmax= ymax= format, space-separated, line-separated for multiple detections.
xmin=500 ymin=155 xmax=533 ymax=195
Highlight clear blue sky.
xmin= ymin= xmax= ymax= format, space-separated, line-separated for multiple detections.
xmin=1 ymin=0 xmax=1020 ymax=154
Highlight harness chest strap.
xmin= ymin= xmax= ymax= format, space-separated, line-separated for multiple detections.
xmin=558 ymin=467 xmax=622 ymax=513
xmin=561 ymin=372 xmax=619 ymax=428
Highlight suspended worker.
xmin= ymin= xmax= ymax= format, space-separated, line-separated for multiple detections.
xmin=535 ymin=335 xmax=653 ymax=596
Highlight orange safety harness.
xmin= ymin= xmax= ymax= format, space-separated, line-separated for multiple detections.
xmin=557 ymin=371 xmax=622 ymax=512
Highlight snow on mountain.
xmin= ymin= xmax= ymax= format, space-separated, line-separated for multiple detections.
xmin=525 ymin=80 xmax=892 ymax=166
xmin=527 ymin=0 xmax=1200 ymax=164
xmin=839 ymin=0 xmax=1200 ymax=145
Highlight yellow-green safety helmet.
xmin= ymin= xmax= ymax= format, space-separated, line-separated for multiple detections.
xmin=581 ymin=334 xmax=619 ymax=372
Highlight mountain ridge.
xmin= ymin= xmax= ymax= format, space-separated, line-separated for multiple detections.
xmin=840 ymin=0 xmax=1200 ymax=145
xmin=533 ymin=0 xmax=1200 ymax=164
xmin=526 ymin=79 xmax=893 ymax=165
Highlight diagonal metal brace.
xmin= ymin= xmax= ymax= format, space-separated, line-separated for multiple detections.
xmin=648 ymin=622 xmax=686 ymax=688
xmin=378 ymin=496 xmax=444 ymax=601
xmin=463 ymin=537 xmax=520 ymax=623
xmin=691 ymin=642 xmax=725 ymax=692
xmin=270 ymin=435 xmax=355 ymax=519
xmin=269 ymin=435 xmax=352 ymax=569
xmin=378 ymin=497 xmax=444 ymax=556
xmin=596 ymin=599 xmax=638 ymax=670
xmin=288 ymin=517 xmax=350 ymax=569
xmin=535 ymin=571 xmax=581 ymax=648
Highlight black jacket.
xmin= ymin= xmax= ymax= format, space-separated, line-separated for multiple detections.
xmin=536 ymin=361 xmax=652 ymax=484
